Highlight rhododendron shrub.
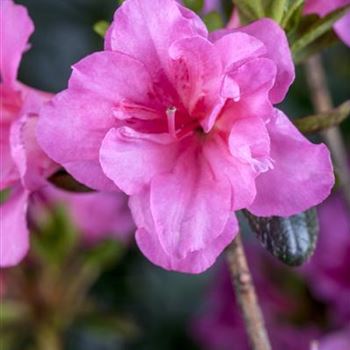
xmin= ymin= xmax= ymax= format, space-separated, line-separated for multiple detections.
xmin=38 ymin=0 xmax=334 ymax=273
xmin=304 ymin=0 xmax=350 ymax=47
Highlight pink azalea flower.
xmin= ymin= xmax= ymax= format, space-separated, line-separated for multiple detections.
xmin=302 ymin=190 xmax=350 ymax=324
xmin=30 ymin=186 xmax=135 ymax=244
xmin=319 ymin=328 xmax=350 ymax=350
xmin=38 ymin=0 xmax=334 ymax=273
xmin=0 ymin=0 xmax=56 ymax=267
xmin=304 ymin=0 xmax=350 ymax=46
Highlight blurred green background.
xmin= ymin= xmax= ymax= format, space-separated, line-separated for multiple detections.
xmin=4 ymin=0 xmax=350 ymax=349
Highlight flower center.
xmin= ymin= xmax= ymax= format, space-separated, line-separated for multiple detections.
xmin=166 ymin=106 xmax=204 ymax=141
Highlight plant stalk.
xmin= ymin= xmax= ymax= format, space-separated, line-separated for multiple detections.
xmin=226 ymin=234 xmax=271 ymax=350
xmin=304 ymin=54 xmax=350 ymax=212
xmin=35 ymin=324 xmax=63 ymax=350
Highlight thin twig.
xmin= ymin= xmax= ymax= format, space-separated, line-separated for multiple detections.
xmin=226 ymin=234 xmax=271 ymax=350
xmin=35 ymin=324 xmax=63 ymax=350
xmin=304 ymin=54 xmax=350 ymax=212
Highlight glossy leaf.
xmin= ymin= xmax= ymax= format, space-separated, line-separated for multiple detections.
xmin=244 ymin=208 xmax=319 ymax=266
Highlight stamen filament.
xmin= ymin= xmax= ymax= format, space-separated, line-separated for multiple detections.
xmin=166 ymin=106 xmax=177 ymax=138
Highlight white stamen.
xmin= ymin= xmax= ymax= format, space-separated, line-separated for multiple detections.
xmin=166 ymin=106 xmax=177 ymax=138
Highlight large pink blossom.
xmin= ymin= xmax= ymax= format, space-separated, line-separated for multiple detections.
xmin=38 ymin=0 xmax=334 ymax=273
xmin=304 ymin=0 xmax=350 ymax=46
xmin=0 ymin=0 xmax=56 ymax=267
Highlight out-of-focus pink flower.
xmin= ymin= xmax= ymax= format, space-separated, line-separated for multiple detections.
xmin=302 ymin=191 xmax=350 ymax=324
xmin=193 ymin=248 xmax=320 ymax=350
xmin=38 ymin=0 xmax=334 ymax=273
xmin=319 ymin=327 xmax=350 ymax=350
xmin=193 ymin=191 xmax=350 ymax=349
xmin=31 ymin=186 xmax=135 ymax=244
xmin=304 ymin=0 xmax=350 ymax=46
xmin=0 ymin=0 xmax=56 ymax=267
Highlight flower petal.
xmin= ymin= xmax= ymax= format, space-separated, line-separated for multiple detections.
xmin=237 ymin=19 xmax=295 ymax=104
xmin=217 ymin=58 xmax=276 ymax=131
xmin=214 ymin=32 xmax=266 ymax=72
xmin=248 ymin=110 xmax=334 ymax=217
xmin=105 ymin=0 xmax=207 ymax=80
xmin=69 ymin=51 xmax=155 ymax=108
xmin=38 ymin=50 xmax=167 ymax=191
xmin=10 ymin=114 xmax=57 ymax=191
xmin=100 ymin=127 xmax=178 ymax=195
xmin=211 ymin=19 xmax=295 ymax=104
xmin=168 ymin=36 xmax=222 ymax=119
xmin=37 ymin=90 xmax=116 ymax=191
xmin=203 ymin=135 xmax=257 ymax=210
xmin=334 ymin=11 xmax=350 ymax=47
xmin=131 ymin=190 xmax=238 ymax=274
xmin=229 ymin=116 xmax=272 ymax=173
xmin=150 ymin=144 xmax=232 ymax=258
xmin=0 ymin=124 xmax=19 ymax=189
xmin=0 ymin=0 xmax=34 ymax=86
xmin=0 ymin=186 xmax=29 ymax=267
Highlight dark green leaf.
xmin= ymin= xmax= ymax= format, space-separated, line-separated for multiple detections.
xmin=49 ymin=170 xmax=93 ymax=193
xmin=243 ymin=208 xmax=319 ymax=266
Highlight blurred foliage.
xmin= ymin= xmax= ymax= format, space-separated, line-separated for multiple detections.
xmin=0 ymin=189 xmax=11 ymax=204
xmin=2 ymin=0 xmax=349 ymax=349
xmin=183 ymin=0 xmax=204 ymax=13
xmin=203 ymin=11 xmax=224 ymax=31
xmin=93 ymin=20 xmax=110 ymax=37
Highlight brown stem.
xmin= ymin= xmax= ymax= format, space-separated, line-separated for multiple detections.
xmin=226 ymin=234 xmax=271 ymax=350
xmin=35 ymin=324 xmax=63 ymax=350
xmin=304 ymin=55 xmax=350 ymax=212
